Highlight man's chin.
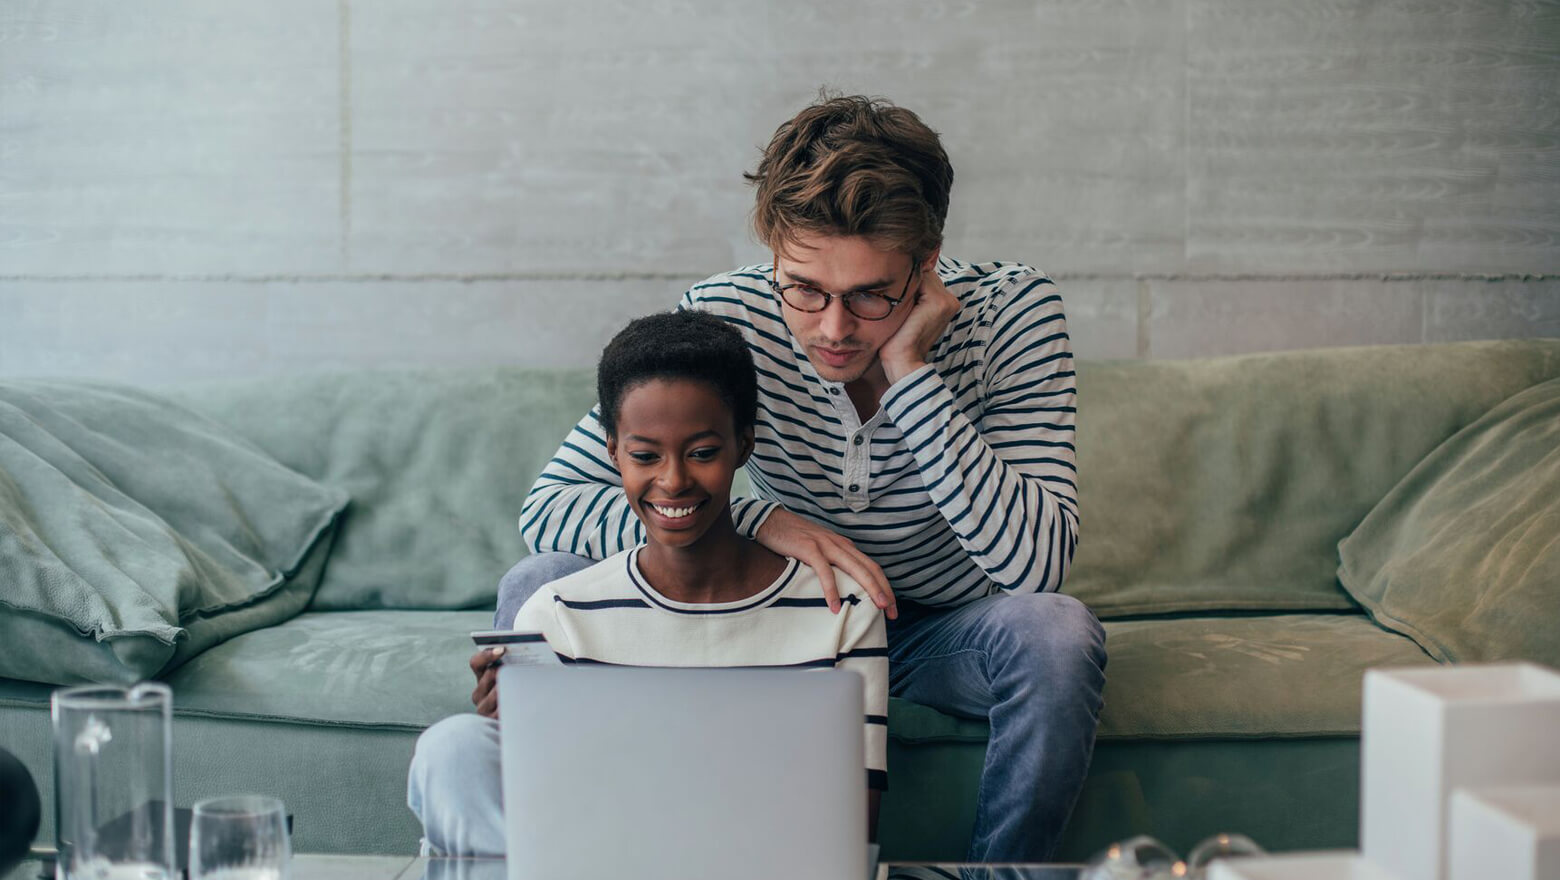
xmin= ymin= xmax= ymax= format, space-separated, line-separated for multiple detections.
xmin=809 ymin=354 xmax=875 ymax=385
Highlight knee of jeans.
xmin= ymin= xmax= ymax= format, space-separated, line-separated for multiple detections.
xmin=410 ymin=714 xmax=497 ymax=799
xmin=495 ymin=552 xmax=594 ymax=627
xmin=991 ymin=592 xmax=1107 ymax=676
xmin=499 ymin=553 xmax=592 ymax=599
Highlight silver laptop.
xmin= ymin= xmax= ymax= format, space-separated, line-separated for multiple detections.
xmin=498 ymin=665 xmax=867 ymax=880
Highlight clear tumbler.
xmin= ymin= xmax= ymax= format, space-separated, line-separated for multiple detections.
xmin=51 ymin=682 xmax=175 ymax=880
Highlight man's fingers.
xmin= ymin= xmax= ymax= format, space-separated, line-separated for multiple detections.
xmin=810 ymin=549 xmax=843 ymax=614
xmin=758 ymin=508 xmax=894 ymax=617
xmin=825 ymin=536 xmax=891 ymax=597
xmin=808 ymin=537 xmax=895 ymax=619
xmin=833 ymin=547 xmax=897 ymax=620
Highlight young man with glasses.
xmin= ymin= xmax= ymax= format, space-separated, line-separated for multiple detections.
xmin=500 ymin=94 xmax=1106 ymax=862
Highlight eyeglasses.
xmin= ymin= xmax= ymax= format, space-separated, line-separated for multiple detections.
xmin=768 ymin=261 xmax=915 ymax=321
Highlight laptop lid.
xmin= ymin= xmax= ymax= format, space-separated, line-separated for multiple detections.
xmin=499 ymin=665 xmax=866 ymax=880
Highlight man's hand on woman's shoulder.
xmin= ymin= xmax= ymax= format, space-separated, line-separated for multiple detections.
xmin=756 ymin=508 xmax=897 ymax=619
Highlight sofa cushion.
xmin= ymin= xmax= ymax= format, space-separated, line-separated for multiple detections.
xmin=158 ymin=610 xmax=489 ymax=728
xmin=1067 ymin=339 xmax=1560 ymax=617
xmin=0 ymin=381 xmax=348 ymax=685
xmin=169 ymin=370 xmax=601 ymax=611
xmin=1338 ymin=377 xmax=1560 ymax=667
xmin=142 ymin=609 xmax=1432 ymax=740
xmin=890 ymin=612 xmax=1433 ymax=744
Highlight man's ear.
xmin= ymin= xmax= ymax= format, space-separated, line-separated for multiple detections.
xmin=606 ymin=433 xmax=618 ymax=464
xmin=737 ymin=426 xmax=755 ymax=467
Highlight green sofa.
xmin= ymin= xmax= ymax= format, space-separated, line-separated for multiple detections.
xmin=3 ymin=339 xmax=1557 ymax=861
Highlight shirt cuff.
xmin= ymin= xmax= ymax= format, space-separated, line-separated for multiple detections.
xmin=731 ymin=496 xmax=781 ymax=539
xmin=880 ymin=363 xmax=938 ymax=409
xmin=881 ymin=364 xmax=957 ymax=452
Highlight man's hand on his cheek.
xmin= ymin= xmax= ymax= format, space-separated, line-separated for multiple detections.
xmin=756 ymin=508 xmax=896 ymax=620
xmin=878 ymin=265 xmax=959 ymax=387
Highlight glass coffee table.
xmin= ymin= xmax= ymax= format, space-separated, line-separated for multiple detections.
xmin=9 ymin=853 xmax=1084 ymax=879
xmin=405 ymin=857 xmax=1085 ymax=879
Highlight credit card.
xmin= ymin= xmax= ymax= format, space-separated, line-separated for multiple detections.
xmin=470 ymin=630 xmax=562 ymax=666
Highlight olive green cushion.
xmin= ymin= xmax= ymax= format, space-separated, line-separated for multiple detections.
xmin=889 ymin=612 xmax=1432 ymax=743
xmin=1339 ymin=377 xmax=1560 ymax=667
xmin=0 ymin=381 xmax=347 ymax=685
xmin=169 ymin=370 xmax=601 ymax=611
xmin=1067 ymin=340 xmax=1560 ymax=617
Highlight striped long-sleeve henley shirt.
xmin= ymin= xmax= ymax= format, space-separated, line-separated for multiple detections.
xmin=519 ymin=257 xmax=1079 ymax=607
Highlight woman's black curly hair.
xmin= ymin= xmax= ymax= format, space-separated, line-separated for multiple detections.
xmin=596 ymin=309 xmax=759 ymax=438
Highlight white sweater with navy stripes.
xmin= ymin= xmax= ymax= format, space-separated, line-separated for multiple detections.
xmin=519 ymin=258 xmax=1078 ymax=608
xmin=511 ymin=546 xmax=890 ymax=789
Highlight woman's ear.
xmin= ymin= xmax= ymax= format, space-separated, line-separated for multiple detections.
xmin=920 ymin=248 xmax=941 ymax=273
xmin=737 ymin=426 xmax=755 ymax=467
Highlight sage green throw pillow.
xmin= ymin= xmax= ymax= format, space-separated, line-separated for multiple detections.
xmin=1068 ymin=339 xmax=1560 ymax=617
xmin=1338 ymin=377 xmax=1560 ymax=667
xmin=0 ymin=381 xmax=349 ymax=685
xmin=169 ymin=369 xmax=600 ymax=610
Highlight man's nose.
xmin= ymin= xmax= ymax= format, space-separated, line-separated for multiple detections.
xmin=819 ymin=297 xmax=856 ymax=342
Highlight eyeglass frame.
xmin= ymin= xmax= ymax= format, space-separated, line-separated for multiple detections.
xmin=767 ymin=257 xmax=919 ymax=321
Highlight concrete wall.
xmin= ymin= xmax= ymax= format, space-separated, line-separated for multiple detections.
xmin=2 ymin=0 xmax=1556 ymax=383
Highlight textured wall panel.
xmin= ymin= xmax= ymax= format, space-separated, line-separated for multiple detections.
xmin=0 ymin=281 xmax=273 ymax=380
xmin=1057 ymin=279 xmax=1143 ymax=360
xmin=0 ymin=0 xmax=341 ymax=275
xmin=1146 ymin=279 xmax=1425 ymax=359
xmin=2 ymin=0 xmax=1558 ymax=382
xmin=1186 ymin=0 xmax=1560 ymax=274
xmin=0 ymin=279 xmax=690 ymax=382
xmin=262 ymin=278 xmax=689 ymax=370
xmin=1422 ymin=280 xmax=1560 ymax=341
xmin=347 ymin=0 xmax=1187 ymax=275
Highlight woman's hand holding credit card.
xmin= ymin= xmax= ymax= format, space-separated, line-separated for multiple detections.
xmin=467 ymin=631 xmax=561 ymax=719
xmin=471 ymin=631 xmax=563 ymax=667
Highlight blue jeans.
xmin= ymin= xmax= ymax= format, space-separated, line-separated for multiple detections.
xmin=407 ymin=553 xmax=594 ymax=856
xmin=884 ymin=591 xmax=1107 ymax=861
xmin=408 ymin=552 xmax=1107 ymax=861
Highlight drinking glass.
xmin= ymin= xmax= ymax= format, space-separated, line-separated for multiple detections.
xmin=52 ymin=682 xmax=175 ymax=880
xmin=1080 ymin=835 xmax=1186 ymax=879
xmin=188 ymin=796 xmax=291 ymax=880
xmin=1185 ymin=833 xmax=1265 ymax=878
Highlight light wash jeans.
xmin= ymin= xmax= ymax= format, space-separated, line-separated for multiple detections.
xmin=406 ymin=551 xmax=1107 ymax=862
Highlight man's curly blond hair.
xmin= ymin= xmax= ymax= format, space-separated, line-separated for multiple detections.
xmin=745 ymin=94 xmax=953 ymax=261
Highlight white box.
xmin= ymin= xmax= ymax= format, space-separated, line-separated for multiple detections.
xmin=1207 ymin=851 xmax=1400 ymax=880
xmin=1449 ymin=786 xmax=1560 ymax=880
xmin=1362 ymin=663 xmax=1560 ymax=880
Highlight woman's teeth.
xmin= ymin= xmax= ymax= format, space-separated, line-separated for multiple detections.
xmin=650 ymin=502 xmax=700 ymax=519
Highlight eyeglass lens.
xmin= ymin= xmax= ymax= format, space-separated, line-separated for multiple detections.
xmin=780 ymin=287 xmax=896 ymax=319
